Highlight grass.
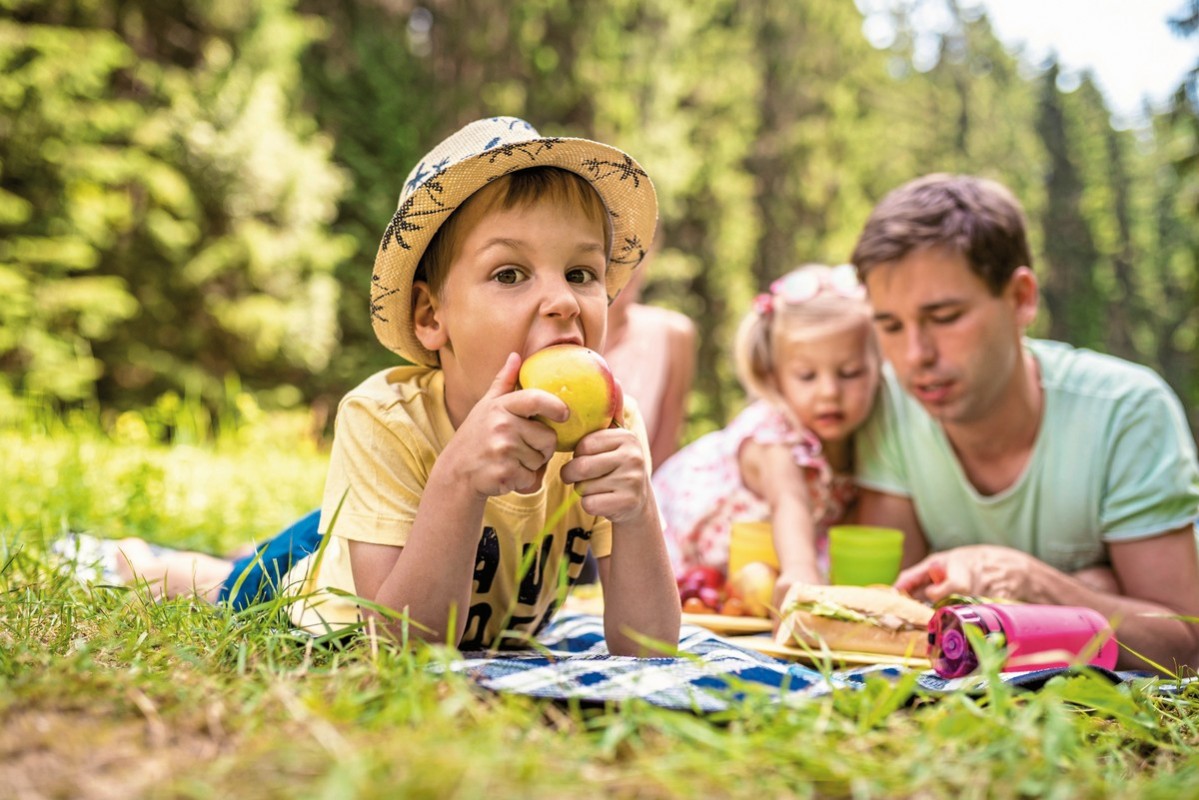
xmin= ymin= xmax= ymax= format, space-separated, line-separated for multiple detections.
xmin=4 ymin=404 xmax=1199 ymax=798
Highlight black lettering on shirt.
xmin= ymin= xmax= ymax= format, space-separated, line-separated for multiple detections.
xmin=517 ymin=535 xmax=555 ymax=605
xmin=473 ymin=527 xmax=500 ymax=594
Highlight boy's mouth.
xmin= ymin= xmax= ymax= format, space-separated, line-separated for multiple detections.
xmin=534 ymin=336 xmax=586 ymax=353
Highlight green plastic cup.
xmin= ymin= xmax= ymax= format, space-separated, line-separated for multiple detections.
xmin=828 ymin=525 xmax=905 ymax=586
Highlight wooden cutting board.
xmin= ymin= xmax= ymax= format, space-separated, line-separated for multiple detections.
xmin=680 ymin=613 xmax=773 ymax=635
xmin=737 ymin=635 xmax=931 ymax=669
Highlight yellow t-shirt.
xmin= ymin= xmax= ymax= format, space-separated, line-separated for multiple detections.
xmin=283 ymin=365 xmax=644 ymax=650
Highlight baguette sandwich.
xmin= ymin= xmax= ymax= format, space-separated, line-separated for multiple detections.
xmin=774 ymin=583 xmax=933 ymax=657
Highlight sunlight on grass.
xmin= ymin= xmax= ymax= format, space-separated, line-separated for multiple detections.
xmin=3 ymin=406 xmax=1199 ymax=797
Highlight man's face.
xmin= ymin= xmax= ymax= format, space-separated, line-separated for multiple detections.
xmin=864 ymin=247 xmax=1033 ymax=428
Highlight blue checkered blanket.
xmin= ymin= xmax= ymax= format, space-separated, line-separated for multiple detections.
xmin=448 ymin=612 xmax=1155 ymax=713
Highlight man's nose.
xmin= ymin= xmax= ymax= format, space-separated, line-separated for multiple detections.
xmin=905 ymin=325 xmax=936 ymax=367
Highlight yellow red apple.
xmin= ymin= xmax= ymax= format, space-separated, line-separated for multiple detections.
xmin=518 ymin=345 xmax=622 ymax=451
xmin=728 ymin=561 xmax=779 ymax=618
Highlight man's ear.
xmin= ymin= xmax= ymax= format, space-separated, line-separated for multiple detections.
xmin=412 ymin=281 xmax=448 ymax=352
xmin=1010 ymin=266 xmax=1039 ymax=329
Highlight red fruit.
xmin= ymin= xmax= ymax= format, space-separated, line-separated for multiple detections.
xmin=720 ymin=596 xmax=747 ymax=617
xmin=698 ymin=587 xmax=722 ymax=610
xmin=679 ymin=566 xmax=725 ymax=592
xmin=682 ymin=596 xmax=713 ymax=614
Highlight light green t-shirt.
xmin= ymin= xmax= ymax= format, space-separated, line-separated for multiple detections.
xmin=855 ymin=339 xmax=1199 ymax=572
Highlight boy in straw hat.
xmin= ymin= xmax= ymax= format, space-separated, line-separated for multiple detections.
xmin=316 ymin=116 xmax=680 ymax=653
xmin=64 ymin=117 xmax=680 ymax=656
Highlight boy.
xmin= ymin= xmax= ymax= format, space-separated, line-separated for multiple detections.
xmin=76 ymin=118 xmax=681 ymax=656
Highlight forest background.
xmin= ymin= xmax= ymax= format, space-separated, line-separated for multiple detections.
xmin=3 ymin=0 xmax=1198 ymax=445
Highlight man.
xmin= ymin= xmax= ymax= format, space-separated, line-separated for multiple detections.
xmin=850 ymin=173 xmax=1199 ymax=672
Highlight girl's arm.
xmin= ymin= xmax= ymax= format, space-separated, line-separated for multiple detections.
xmin=739 ymin=440 xmax=822 ymax=612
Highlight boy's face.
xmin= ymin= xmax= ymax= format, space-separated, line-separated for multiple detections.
xmin=417 ymin=196 xmax=610 ymax=426
xmin=864 ymin=246 xmax=1035 ymax=428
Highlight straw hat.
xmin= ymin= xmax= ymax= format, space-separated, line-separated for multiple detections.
xmin=371 ymin=116 xmax=659 ymax=366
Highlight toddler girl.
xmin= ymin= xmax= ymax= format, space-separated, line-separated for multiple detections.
xmin=653 ymin=263 xmax=880 ymax=607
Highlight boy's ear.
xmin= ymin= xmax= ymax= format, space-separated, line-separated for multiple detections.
xmin=412 ymin=281 xmax=448 ymax=352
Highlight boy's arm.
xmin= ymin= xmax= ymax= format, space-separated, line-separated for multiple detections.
xmin=565 ymin=426 xmax=681 ymax=656
xmin=351 ymin=354 xmax=567 ymax=645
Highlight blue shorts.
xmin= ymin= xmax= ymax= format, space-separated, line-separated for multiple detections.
xmin=218 ymin=509 xmax=323 ymax=611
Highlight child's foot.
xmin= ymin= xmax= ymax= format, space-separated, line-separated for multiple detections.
xmin=50 ymin=532 xmax=126 ymax=585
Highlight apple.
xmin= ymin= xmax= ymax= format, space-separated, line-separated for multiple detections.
xmin=727 ymin=561 xmax=779 ymax=618
xmin=518 ymin=345 xmax=622 ymax=451
xmin=677 ymin=566 xmax=724 ymax=592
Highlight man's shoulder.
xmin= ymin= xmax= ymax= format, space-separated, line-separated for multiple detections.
xmin=1030 ymin=339 xmax=1174 ymax=404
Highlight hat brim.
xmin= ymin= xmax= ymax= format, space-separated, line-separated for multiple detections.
xmin=371 ymin=137 xmax=658 ymax=366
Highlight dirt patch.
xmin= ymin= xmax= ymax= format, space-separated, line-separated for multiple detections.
xmin=0 ymin=702 xmax=232 ymax=800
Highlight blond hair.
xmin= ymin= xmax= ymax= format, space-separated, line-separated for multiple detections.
xmin=734 ymin=264 xmax=874 ymax=404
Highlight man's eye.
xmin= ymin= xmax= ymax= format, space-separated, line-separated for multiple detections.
xmin=875 ymin=321 xmax=901 ymax=335
xmin=932 ymin=311 xmax=962 ymax=325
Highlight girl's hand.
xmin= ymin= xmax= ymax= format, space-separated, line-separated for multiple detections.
xmin=772 ymin=564 xmax=823 ymax=618
xmin=560 ymin=426 xmax=651 ymax=523
xmin=443 ymin=353 xmax=568 ymax=498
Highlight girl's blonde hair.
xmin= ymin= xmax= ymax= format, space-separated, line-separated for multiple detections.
xmin=734 ymin=263 xmax=874 ymax=403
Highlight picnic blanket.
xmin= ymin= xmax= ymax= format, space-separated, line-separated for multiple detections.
xmin=448 ymin=612 xmax=1160 ymax=713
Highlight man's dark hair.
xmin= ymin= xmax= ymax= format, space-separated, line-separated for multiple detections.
xmin=851 ymin=174 xmax=1032 ymax=295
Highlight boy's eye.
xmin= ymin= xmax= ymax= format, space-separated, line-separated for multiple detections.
xmin=839 ymin=367 xmax=864 ymax=379
xmin=566 ymin=267 xmax=600 ymax=285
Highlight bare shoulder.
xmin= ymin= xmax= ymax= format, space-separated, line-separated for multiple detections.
xmin=629 ymin=303 xmax=696 ymax=339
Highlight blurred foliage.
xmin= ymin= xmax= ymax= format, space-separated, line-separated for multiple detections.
xmin=1 ymin=0 xmax=1197 ymax=441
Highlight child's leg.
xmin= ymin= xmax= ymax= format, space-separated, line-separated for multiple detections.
xmin=111 ymin=538 xmax=232 ymax=604
xmin=219 ymin=509 xmax=323 ymax=611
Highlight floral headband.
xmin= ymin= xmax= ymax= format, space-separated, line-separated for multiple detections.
xmin=752 ymin=263 xmax=865 ymax=316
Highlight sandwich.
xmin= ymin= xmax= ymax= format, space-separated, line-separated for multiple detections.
xmin=774 ymin=583 xmax=933 ymax=657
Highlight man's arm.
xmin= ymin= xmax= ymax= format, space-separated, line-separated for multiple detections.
xmin=895 ymin=527 xmax=1199 ymax=672
xmin=856 ymin=487 xmax=929 ymax=569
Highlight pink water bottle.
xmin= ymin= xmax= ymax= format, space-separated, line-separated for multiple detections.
xmin=928 ymin=604 xmax=1118 ymax=678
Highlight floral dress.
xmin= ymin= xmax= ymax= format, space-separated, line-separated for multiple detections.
xmin=652 ymin=400 xmax=856 ymax=576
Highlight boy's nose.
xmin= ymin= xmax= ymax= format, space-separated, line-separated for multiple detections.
xmin=541 ymin=277 xmax=582 ymax=317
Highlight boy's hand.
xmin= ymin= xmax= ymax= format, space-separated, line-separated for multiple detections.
xmin=447 ymin=353 xmax=568 ymax=498
xmin=559 ymin=427 xmax=650 ymax=523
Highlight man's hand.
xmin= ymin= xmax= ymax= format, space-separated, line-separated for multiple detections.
xmin=443 ymin=352 xmax=567 ymax=498
xmin=560 ymin=426 xmax=650 ymax=523
xmin=895 ymin=544 xmax=1043 ymax=603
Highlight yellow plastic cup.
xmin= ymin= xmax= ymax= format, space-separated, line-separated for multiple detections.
xmin=828 ymin=525 xmax=904 ymax=585
xmin=728 ymin=520 xmax=779 ymax=577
